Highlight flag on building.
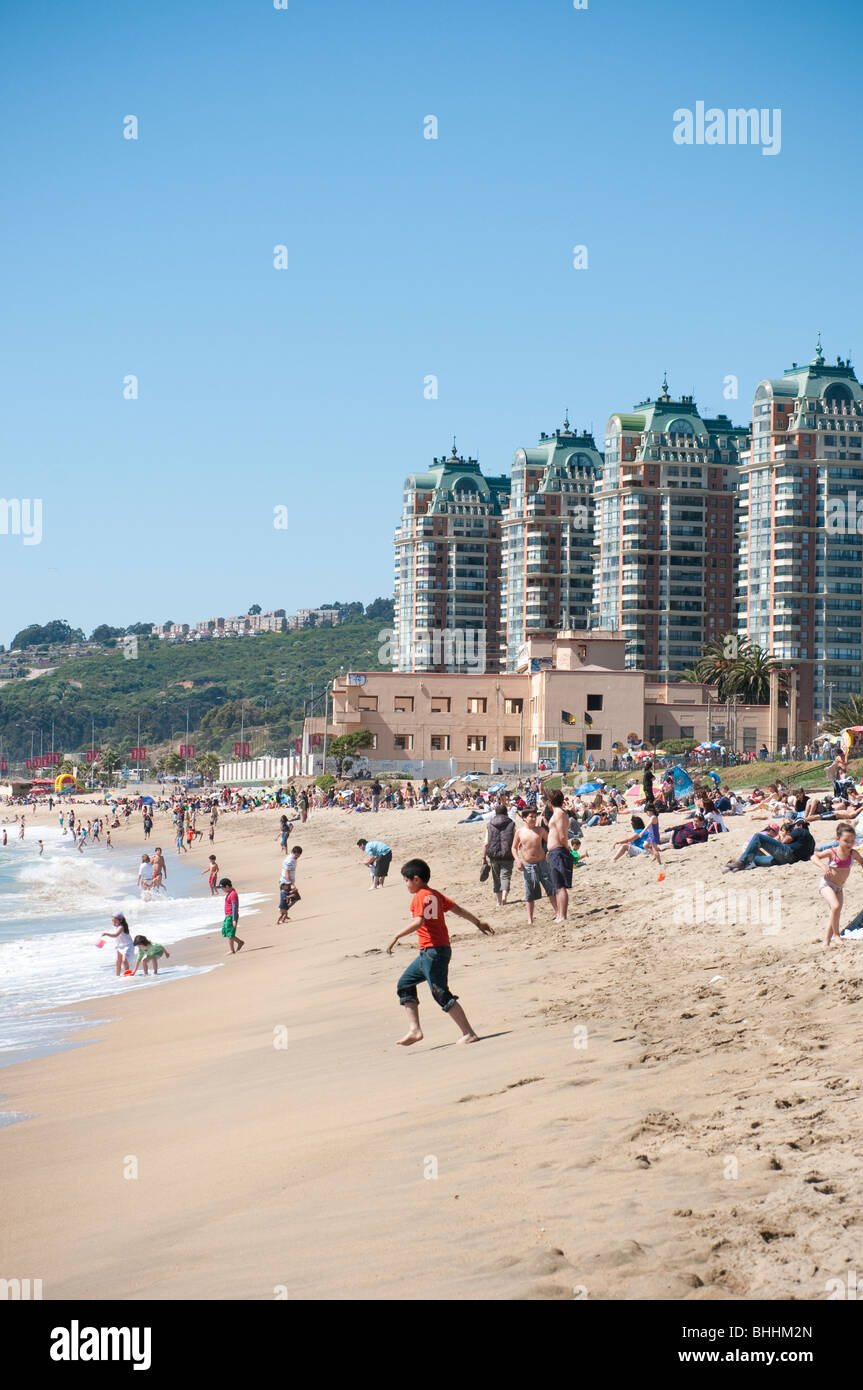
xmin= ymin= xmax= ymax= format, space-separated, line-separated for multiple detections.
xmin=584 ymin=711 xmax=593 ymax=726
xmin=561 ymin=710 xmax=577 ymax=725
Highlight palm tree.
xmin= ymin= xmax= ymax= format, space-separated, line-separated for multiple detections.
xmin=684 ymin=634 xmax=753 ymax=699
xmin=684 ymin=634 xmax=787 ymax=704
xmin=725 ymin=645 xmax=788 ymax=704
xmin=99 ymin=748 xmax=122 ymax=778
xmin=194 ymin=752 xmax=221 ymax=783
xmin=819 ymin=694 xmax=863 ymax=736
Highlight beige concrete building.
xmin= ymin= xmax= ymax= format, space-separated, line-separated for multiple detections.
xmin=312 ymin=629 xmax=797 ymax=776
xmin=326 ymin=631 xmax=644 ymax=774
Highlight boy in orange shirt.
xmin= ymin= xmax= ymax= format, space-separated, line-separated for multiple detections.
xmin=385 ymin=857 xmax=494 ymax=1046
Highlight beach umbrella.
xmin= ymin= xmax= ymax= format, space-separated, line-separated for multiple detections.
xmin=462 ymin=773 xmax=480 ymax=783
xmin=443 ymin=777 xmax=459 ymax=788
xmin=487 ymin=781 xmax=508 ymax=792
xmin=140 ymin=795 xmax=155 ymax=805
xmin=575 ymin=781 xmax=602 ymax=794
xmin=625 ymin=784 xmax=644 ymax=799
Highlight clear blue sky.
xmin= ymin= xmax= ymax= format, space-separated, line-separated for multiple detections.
xmin=1 ymin=0 xmax=860 ymax=646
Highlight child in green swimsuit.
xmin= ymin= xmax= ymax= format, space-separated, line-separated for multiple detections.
xmin=130 ymin=935 xmax=171 ymax=976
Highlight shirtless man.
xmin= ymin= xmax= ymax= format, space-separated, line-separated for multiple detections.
xmin=151 ymin=846 xmax=168 ymax=892
xmin=545 ymin=790 xmax=572 ymax=924
xmin=512 ymin=808 xmax=555 ymax=925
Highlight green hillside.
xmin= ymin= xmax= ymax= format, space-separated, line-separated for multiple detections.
xmin=0 ymin=621 xmax=389 ymax=767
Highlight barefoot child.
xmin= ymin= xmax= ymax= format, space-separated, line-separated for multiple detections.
xmin=643 ymin=805 xmax=663 ymax=867
xmin=129 ymin=935 xmax=171 ymax=976
xmin=218 ymin=877 xmax=245 ymax=953
xmin=202 ymin=854 xmax=220 ymax=895
xmin=813 ymin=822 xmax=863 ymax=948
xmin=385 ymin=858 xmax=494 ymax=1046
xmin=101 ymin=912 xmax=137 ymax=975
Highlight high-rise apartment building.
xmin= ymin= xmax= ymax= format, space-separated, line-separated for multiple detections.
xmin=500 ymin=418 xmax=603 ymax=670
xmin=592 ymin=379 xmax=745 ymax=678
xmin=736 ymin=339 xmax=863 ymax=724
xmin=393 ymin=446 xmax=509 ymax=673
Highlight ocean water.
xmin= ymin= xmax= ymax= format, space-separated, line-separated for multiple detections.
xmin=0 ymin=825 xmax=267 ymax=1109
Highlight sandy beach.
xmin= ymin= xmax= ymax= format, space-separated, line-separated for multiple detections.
xmin=2 ymin=798 xmax=862 ymax=1301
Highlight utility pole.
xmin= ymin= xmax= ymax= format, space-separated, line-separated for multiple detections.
xmin=321 ymin=681 xmax=331 ymax=777
xmin=519 ymin=702 xmax=524 ymax=777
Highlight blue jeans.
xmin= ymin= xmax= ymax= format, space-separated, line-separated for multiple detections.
xmin=740 ymin=832 xmax=795 ymax=868
xmin=397 ymin=946 xmax=457 ymax=1012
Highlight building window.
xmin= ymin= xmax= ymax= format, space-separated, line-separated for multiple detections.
xmin=585 ymin=733 xmax=602 ymax=750
xmin=505 ymin=698 xmax=523 ymax=715
xmin=467 ymin=734 xmax=487 ymax=752
xmin=503 ymin=736 xmax=520 ymax=753
xmin=357 ymin=695 xmax=378 ymax=711
xmin=394 ymin=734 xmax=413 ymax=750
xmin=586 ymin=693 xmax=603 ymax=711
xmin=467 ymin=698 xmax=487 ymax=714
xmin=743 ymin=727 xmax=757 ymax=753
xmin=430 ymin=696 xmax=451 ymax=713
xmin=680 ymin=725 xmax=694 ymax=739
xmin=394 ymin=696 xmax=414 ymax=713
xmin=430 ymin=734 xmax=450 ymax=751
xmin=648 ymin=724 xmax=664 ymax=743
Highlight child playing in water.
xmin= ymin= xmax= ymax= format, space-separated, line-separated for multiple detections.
xmin=812 ymin=822 xmax=863 ymax=948
xmin=385 ymin=858 xmax=494 ymax=1046
xmin=102 ymin=913 xmax=137 ymax=975
xmin=202 ymin=854 xmax=219 ymax=895
xmin=129 ymin=935 xmax=171 ymax=976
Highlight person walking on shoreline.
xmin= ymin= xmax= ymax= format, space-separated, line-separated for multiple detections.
xmin=278 ymin=846 xmax=302 ymax=923
xmin=218 ymin=878 xmax=245 ymax=953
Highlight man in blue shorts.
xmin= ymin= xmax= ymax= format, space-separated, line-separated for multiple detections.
xmin=545 ymin=790 xmax=572 ymax=924
xmin=511 ymin=808 xmax=556 ymax=925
